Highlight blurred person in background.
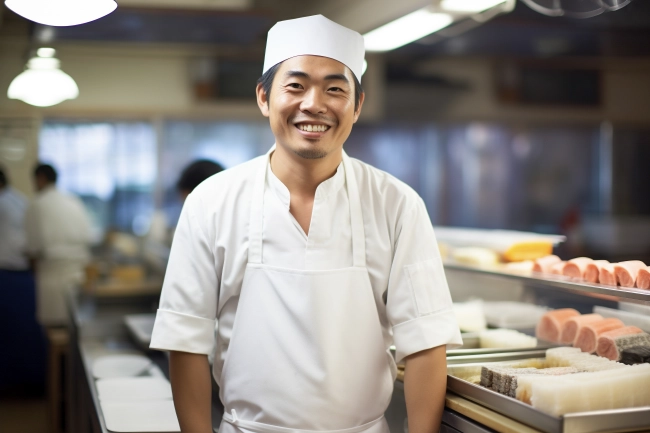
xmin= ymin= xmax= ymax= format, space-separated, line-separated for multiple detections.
xmin=147 ymin=159 xmax=225 ymax=247
xmin=25 ymin=163 xmax=93 ymax=327
xmin=177 ymin=159 xmax=225 ymax=201
xmin=0 ymin=166 xmax=45 ymax=396
xmin=0 ymin=166 xmax=28 ymax=272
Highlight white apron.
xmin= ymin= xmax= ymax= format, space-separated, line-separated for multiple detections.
xmin=218 ymin=153 xmax=395 ymax=433
xmin=36 ymin=258 xmax=84 ymax=326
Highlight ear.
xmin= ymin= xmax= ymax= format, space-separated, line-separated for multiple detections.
xmin=353 ymin=92 xmax=365 ymax=123
xmin=256 ymin=83 xmax=270 ymax=118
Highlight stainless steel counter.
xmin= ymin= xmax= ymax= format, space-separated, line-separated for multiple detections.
xmin=66 ymin=293 xmax=224 ymax=433
xmin=65 ymin=293 xmax=504 ymax=433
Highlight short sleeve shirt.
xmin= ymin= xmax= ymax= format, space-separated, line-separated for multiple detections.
xmin=150 ymin=150 xmax=462 ymax=366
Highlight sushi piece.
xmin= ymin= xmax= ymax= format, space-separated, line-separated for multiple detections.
xmin=559 ymin=313 xmax=603 ymax=344
xmin=599 ymin=263 xmax=618 ymax=286
xmin=532 ymin=255 xmax=562 ymax=274
xmin=479 ymin=329 xmax=537 ymax=349
xmin=549 ymin=261 xmax=567 ymax=275
xmin=452 ymin=247 xmax=500 ymax=267
xmin=637 ymin=267 xmax=650 ymax=289
xmin=545 ymin=346 xmax=625 ymax=371
xmin=504 ymin=260 xmax=535 ymax=273
xmin=584 ymin=260 xmax=609 ymax=284
xmin=536 ymin=309 xmax=580 ymax=343
xmin=563 ymin=257 xmax=594 ymax=280
xmin=574 ymin=318 xmax=625 ymax=353
xmin=597 ymin=326 xmax=648 ymax=361
xmin=614 ymin=260 xmax=648 ymax=288
xmin=516 ymin=364 xmax=650 ymax=416
xmin=621 ymin=346 xmax=650 ymax=365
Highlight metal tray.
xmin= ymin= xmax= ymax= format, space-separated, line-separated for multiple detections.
xmin=447 ymin=358 xmax=650 ymax=433
xmin=446 ymin=332 xmax=559 ymax=357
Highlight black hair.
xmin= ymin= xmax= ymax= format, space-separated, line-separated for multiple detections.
xmin=34 ymin=163 xmax=57 ymax=184
xmin=257 ymin=62 xmax=364 ymax=111
xmin=0 ymin=167 xmax=6 ymax=187
xmin=177 ymin=159 xmax=225 ymax=193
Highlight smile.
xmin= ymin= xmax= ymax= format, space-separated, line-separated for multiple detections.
xmin=296 ymin=124 xmax=330 ymax=133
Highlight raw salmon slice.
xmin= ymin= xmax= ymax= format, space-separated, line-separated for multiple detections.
xmin=614 ymin=261 xmax=648 ymax=288
xmin=596 ymin=326 xmax=645 ymax=361
xmin=559 ymin=314 xmax=603 ymax=344
xmin=599 ymin=263 xmax=617 ymax=286
xmin=637 ymin=267 xmax=650 ymax=290
xmin=536 ymin=308 xmax=580 ymax=343
xmin=585 ymin=260 xmax=609 ymax=284
xmin=574 ymin=318 xmax=625 ymax=353
xmin=533 ymin=255 xmax=562 ymax=274
xmin=563 ymin=257 xmax=594 ymax=280
xmin=550 ymin=261 xmax=567 ymax=275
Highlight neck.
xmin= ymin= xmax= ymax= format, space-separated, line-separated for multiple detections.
xmin=270 ymin=144 xmax=342 ymax=198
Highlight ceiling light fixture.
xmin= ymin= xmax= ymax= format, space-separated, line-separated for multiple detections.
xmin=441 ymin=0 xmax=507 ymax=13
xmin=8 ymin=48 xmax=79 ymax=107
xmin=5 ymin=0 xmax=117 ymax=27
xmin=364 ymin=9 xmax=453 ymax=52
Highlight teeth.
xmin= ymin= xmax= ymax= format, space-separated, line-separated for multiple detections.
xmin=298 ymin=124 xmax=328 ymax=132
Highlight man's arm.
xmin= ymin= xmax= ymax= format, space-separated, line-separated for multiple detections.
xmin=169 ymin=351 xmax=213 ymax=433
xmin=403 ymin=345 xmax=447 ymax=433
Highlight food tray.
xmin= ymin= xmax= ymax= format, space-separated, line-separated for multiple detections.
xmin=446 ymin=332 xmax=559 ymax=357
xmin=447 ymin=358 xmax=650 ymax=433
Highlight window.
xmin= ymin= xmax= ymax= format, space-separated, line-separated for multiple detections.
xmin=39 ymin=121 xmax=157 ymax=237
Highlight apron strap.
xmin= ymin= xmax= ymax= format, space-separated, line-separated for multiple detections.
xmin=247 ymin=148 xmax=366 ymax=268
xmin=342 ymin=152 xmax=366 ymax=268
xmin=248 ymin=153 xmax=268 ymax=265
xmin=223 ymin=411 xmax=384 ymax=433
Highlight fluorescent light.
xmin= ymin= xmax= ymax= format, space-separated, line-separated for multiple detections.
xmin=37 ymin=47 xmax=56 ymax=58
xmin=441 ymin=0 xmax=506 ymax=13
xmin=8 ymin=50 xmax=79 ymax=107
xmin=5 ymin=0 xmax=117 ymax=27
xmin=364 ymin=9 xmax=453 ymax=52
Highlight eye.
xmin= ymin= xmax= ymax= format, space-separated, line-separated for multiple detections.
xmin=287 ymin=83 xmax=303 ymax=89
xmin=329 ymin=87 xmax=343 ymax=92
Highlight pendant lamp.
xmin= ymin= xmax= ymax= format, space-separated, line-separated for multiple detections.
xmin=8 ymin=48 xmax=79 ymax=107
xmin=5 ymin=0 xmax=117 ymax=26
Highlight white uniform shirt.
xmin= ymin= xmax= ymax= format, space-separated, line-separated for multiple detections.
xmin=151 ymin=151 xmax=462 ymax=364
xmin=0 ymin=186 xmax=28 ymax=270
xmin=25 ymin=186 xmax=93 ymax=263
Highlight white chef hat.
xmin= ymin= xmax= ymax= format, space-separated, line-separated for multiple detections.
xmin=263 ymin=15 xmax=365 ymax=81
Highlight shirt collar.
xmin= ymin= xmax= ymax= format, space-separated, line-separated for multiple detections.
xmin=266 ymin=147 xmax=346 ymax=210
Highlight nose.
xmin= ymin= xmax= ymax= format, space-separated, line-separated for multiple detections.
xmin=299 ymin=87 xmax=327 ymax=114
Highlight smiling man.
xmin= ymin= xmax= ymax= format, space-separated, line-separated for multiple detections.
xmin=150 ymin=15 xmax=462 ymax=433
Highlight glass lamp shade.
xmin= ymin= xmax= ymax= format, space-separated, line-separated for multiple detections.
xmin=5 ymin=0 xmax=117 ymax=26
xmin=8 ymin=57 xmax=79 ymax=107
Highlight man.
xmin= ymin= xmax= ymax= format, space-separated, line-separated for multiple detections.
xmin=0 ymin=166 xmax=46 ymax=395
xmin=150 ymin=15 xmax=462 ymax=433
xmin=25 ymin=163 xmax=93 ymax=326
xmin=177 ymin=159 xmax=225 ymax=201
xmin=0 ymin=166 xmax=28 ymax=273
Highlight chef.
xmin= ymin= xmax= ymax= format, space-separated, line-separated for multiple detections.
xmin=150 ymin=14 xmax=462 ymax=433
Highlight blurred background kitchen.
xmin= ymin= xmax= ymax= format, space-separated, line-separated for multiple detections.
xmin=1 ymin=0 xmax=649 ymax=432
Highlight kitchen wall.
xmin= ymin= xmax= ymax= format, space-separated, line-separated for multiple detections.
xmin=2 ymin=39 xmax=650 ymax=198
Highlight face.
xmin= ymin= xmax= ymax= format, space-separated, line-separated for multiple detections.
xmin=34 ymin=174 xmax=48 ymax=191
xmin=256 ymin=55 xmax=364 ymax=160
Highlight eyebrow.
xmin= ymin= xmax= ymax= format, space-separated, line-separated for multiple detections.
xmin=284 ymin=70 xmax=350 ymax=84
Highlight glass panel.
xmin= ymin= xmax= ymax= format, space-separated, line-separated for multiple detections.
xmin=39 ymin=121 xmax=157 ymax=237
xmin=161 ymin=120 xmax=274 ymax=226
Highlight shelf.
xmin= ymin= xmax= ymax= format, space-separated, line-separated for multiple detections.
xmin=444 ymin=262 xmax=650 ymax=302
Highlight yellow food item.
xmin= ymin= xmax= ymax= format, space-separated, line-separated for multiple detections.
xmin=111 ymin=265 xmax=145 ymax=282
xmin=503 ymin=241 xmax=553 ymax=262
